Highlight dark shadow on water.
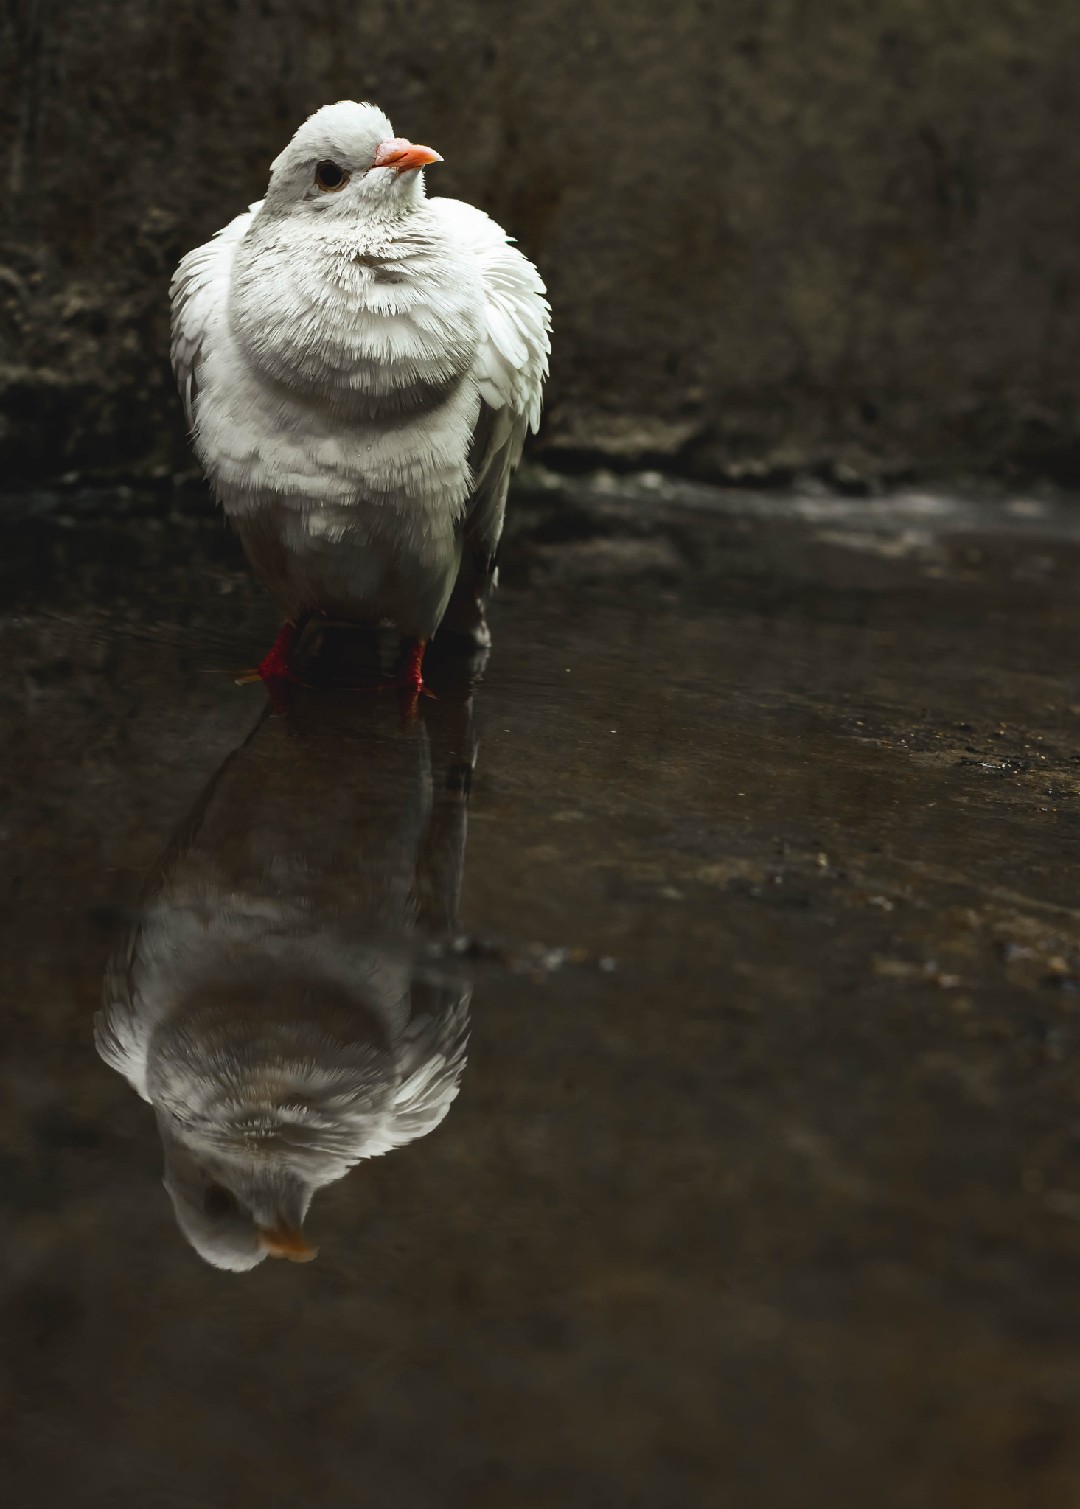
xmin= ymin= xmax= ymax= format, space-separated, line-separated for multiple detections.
xmin=95 ymin=670 xmax=477 ymax=1271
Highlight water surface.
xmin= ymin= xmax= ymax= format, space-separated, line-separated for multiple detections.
xmin=3 ymin=477 xmax=1080 ymax=1506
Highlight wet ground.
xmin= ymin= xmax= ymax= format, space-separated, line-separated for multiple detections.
xmin=3 ymin=472 xmax=1080 ymax=1506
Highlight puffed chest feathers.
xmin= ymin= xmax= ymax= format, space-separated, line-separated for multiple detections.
xmin=228 ymin=213 xmax=485 ymax=407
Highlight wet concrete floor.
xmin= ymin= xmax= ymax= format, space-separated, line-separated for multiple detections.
xmin=3 ymin=474 xmax=1080 ymax=1506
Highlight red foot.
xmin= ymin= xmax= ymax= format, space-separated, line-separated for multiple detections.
xmin=258 ymin=618 xmax=305 ymax=683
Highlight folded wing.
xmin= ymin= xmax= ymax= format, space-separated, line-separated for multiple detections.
xmin=169 ymin=204 xmax=261 ymax=429
xmin=430 ymin=198 xmax=552 ymax=569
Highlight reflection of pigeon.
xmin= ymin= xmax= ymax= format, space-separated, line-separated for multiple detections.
xmin=96 ymin=694 xmax=473 ymax=1271
xmin=170 ymin=99 xmax=551 ymax=692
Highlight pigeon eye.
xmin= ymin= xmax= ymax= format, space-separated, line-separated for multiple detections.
xmin=314 ymin=160 xmax=348 ymax=192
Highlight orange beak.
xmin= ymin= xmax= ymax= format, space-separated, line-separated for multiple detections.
xmin=373 ymin=137 xmax=443 ymax=173
xmin=258 ymin=1224 xmax=318 ymax=1263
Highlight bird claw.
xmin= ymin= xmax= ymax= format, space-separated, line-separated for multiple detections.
xmin=235 ymin=618 xmax=310 ymax=690
xmin=233 ymin=667 xmax=307 ymax=688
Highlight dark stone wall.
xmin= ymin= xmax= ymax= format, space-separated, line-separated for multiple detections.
xmin=2 ymin=0 xmax=1080 ymax=484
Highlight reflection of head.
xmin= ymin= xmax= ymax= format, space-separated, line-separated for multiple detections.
xmin=160 ymin=1123 xmax=318 ymax=1272
xmin=143 ymin=975 xmax=408 ymax=1272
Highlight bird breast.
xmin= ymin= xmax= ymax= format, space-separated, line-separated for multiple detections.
xmin=229 ymin=211 xmax=485 ymax=415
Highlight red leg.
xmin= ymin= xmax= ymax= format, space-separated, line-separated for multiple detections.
xmin=234 ymin=614 xmax=309 ymax=689
xmin=397 ymin=637 xmax=431 ymax=718
xmin=401 ymin=637 xmax=427 ymax=695
xmin=258 ymin=618 xmax=304 ymax=683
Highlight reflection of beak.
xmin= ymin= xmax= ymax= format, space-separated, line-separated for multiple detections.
xmin=258 ymin=1224 xmax=318 ymax=1262
xmin=373 ymin=137 xmax=443 ymax=174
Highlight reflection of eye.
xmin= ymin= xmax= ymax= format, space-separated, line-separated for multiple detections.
xmin=314 ymin=160 xmax=349 ymax=192
xmin=204 ymin=1184 xmax=238 ymax=1218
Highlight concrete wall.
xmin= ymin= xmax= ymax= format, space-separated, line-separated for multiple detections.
xmin=2 ymin=0 xmax=1080 ymax=484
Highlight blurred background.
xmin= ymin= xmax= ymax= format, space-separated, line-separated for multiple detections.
xmin=3 ymin=0 xmax=1080 ymax=489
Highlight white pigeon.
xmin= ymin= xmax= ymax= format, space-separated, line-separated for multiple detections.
xmin=170 ymin=99 xmax=551 ymax=695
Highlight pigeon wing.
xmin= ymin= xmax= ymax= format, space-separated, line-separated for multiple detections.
xmin=169 ymin=203 xmax=261 ymax=429
xmin=386 ymin=986 xmax=472 ymax=1146
xmin=430 ymin=198 xmax=551 ymax=568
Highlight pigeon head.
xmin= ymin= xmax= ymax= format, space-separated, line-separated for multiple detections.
xmin=265 ymin=100 xmax=442 ymax=217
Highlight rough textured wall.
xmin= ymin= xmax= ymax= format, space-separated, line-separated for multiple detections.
xmin=2 ymin=0 xmax=1080 ymax=484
